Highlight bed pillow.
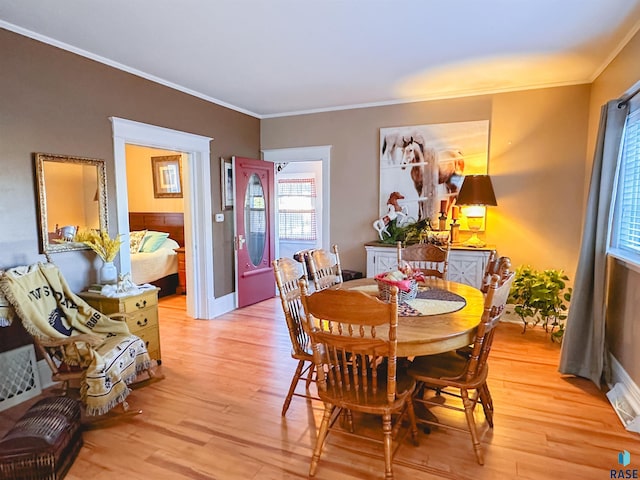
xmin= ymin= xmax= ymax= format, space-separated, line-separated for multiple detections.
xmin=129 ymin=230 xmax=147 ymax=254
xmin=160 ymin=238 xmax=180 ymax=250
xmin=139 ymin=231 xmax=170 ymax=253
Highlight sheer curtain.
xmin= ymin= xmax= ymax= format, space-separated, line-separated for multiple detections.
xmin=559 ymin=100 xmax=628 ymax=387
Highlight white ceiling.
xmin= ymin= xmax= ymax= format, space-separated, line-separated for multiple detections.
xmin=2 ymin=0 xmax=640 ymax=118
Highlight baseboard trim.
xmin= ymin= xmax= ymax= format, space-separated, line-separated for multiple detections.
xmin=607 ymin=353 xmax=640 ymax=433
xmin=213 ymin=293 xmax=236 ymax=318
xmin=500 ymin=309 xmax=522 ymax=326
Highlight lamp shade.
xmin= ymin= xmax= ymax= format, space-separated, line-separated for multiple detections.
xmin=456 ymin=175 xmax=497 ymax=206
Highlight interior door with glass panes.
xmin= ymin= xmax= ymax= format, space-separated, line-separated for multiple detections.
xmin=233 ymin=156 xmax=275 ymax=308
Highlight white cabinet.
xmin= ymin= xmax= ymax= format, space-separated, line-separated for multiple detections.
xmin=364 ymin=243 xmax=493 ymax=290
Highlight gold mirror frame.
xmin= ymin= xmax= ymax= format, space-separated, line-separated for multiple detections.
xmin=35 ymin=152 xmax=108 ymax=254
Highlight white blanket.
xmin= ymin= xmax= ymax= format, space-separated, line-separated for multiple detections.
xmin=131 ymin=247 xmax=178 ymax=284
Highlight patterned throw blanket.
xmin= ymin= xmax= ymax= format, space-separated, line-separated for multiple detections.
xmin=0 ymin=263 xmax=151 ymax=416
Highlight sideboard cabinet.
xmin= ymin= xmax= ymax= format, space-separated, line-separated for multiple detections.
xmin=364 ymin=242 xmax=494 ymax=290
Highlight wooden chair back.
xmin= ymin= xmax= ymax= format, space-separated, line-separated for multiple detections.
xmin=464 ymin=263 xmax=515 ymax=384
xmin=480 ymin=251 xmax=511 ymax=294
xmin=292 ymin=248 xmax=314 ymax=279
xmin=272 ymin=257 xmax=310 ymax=359
xmin=396 ymin=241 xmax=450 ymax=279
xmin=299 ymin=279 xmax=400 ymax=405
xmin=308 ymin=244 xmax=343 ymax=291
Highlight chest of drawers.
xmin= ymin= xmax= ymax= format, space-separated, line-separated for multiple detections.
xmin=78 ymin=288 xmax=162 ymax=364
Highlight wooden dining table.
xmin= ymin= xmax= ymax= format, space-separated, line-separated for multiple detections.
xmin=337 ymin=277 xmax=484 ymax=358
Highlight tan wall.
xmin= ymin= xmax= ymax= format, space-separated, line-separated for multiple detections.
xmin=0 ymin=28 xmax=259 ymax=319
xmin=590 ymin=31 xmax=640 ymax=384
xmin=125 ymin=145 xmax=185 ymax=213
xmin=262 ymin=85 xmax=590 ymax=278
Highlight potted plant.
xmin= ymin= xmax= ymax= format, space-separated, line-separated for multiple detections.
xmin=379 ymin=218 xmax=435 ymax=245
xmin=507 ymin=265 xmax=572 ymax=342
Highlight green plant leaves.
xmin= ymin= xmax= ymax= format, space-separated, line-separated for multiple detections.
xmin=508 ymin=265 xmax=572 ymax=342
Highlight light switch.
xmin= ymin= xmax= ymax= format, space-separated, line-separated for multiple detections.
xmin=215 ymin=213 xmax=224 ymax=222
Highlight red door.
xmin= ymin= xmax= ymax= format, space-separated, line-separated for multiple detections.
xmin=233 ymin=156 xmax=276 ymax=308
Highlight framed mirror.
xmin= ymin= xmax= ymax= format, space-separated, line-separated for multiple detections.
xmin=35 ymin=152 xmax=108 ymax=254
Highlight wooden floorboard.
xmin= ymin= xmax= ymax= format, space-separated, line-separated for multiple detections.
xmin=2 ymin=294 xmax=639 ymax=479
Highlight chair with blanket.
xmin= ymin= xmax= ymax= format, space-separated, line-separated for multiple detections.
xmin=0 ymin=262 xmax=154 ymax=417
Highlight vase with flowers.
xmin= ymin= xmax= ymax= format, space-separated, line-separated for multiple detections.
xmin=75 ymin=229 xmax=122 ymax=284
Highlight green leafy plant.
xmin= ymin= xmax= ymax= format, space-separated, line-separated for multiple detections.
xmin=507 ymin=265 xmax=572 ymax=342
xmin=378 ymin=218 xmax=433 ymax=245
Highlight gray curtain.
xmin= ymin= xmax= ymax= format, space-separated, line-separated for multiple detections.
xmin=559 ymin=100 xmax=628 ymax=387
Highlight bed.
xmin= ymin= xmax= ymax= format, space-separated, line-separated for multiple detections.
xmin=128 ymin=212 xmax=184 ymax=296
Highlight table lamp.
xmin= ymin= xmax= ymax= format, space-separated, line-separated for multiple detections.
xmin=455 ymin=175 xmax=497 ymax=248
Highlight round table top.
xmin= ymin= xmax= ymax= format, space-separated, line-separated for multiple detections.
xmin=339 ymin=277 xmax=484 ymax=357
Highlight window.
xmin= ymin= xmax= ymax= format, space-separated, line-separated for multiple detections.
xmin=278 ymin=177 xmax=317 ymax=241
xmin=611 ymin=95 xmax=640 ymax=266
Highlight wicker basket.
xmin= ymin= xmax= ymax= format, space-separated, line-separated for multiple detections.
xmin=376 ymin=278 xmax=418 ymax=302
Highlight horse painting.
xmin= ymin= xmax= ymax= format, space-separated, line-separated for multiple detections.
xmin=400 ymin=136 xmax=465 ymax=220
xmin=380 ymin=121 xmax=487 ymax=225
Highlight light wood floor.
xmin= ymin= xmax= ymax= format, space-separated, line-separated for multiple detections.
xmin=2 ymin=294 xmax=639 ymax=479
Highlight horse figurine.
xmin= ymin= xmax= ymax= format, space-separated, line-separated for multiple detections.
xmin=373 ymin=191 xmax=408 ymax=240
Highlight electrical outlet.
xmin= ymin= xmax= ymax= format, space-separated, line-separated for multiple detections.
xmin=215 ymin=213 xmax=224 ymax=222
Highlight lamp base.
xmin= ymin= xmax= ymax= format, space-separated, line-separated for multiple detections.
xmin=463 ymin=232 xmax=486 ymax=248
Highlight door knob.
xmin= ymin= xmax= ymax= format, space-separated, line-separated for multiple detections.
xmin=235 ymin=234 xmax=246 ymax=250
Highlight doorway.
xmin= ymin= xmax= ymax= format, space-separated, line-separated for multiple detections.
xmin=262 ymin=145 xmax=331 ymax=256
xmin=275 ymin=160 xmax=323 ymax=260
xmin=124 ymin=145 xmax=184 ymax=296
xmin=111 ymin=117 xmax=226 ymax=319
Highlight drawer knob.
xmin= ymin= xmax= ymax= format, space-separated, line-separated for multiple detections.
xmin=135 ymin=300 xmax=147 ymax=309
xmin=137 ymin=317 xmax=148 ymax=327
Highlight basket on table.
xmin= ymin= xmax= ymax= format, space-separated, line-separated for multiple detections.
xmin=375 ymin=274 xmax=418 ymax=302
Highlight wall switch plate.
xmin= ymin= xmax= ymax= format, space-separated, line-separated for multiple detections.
xmin=214 ymin=213 xmax=225 ymax=222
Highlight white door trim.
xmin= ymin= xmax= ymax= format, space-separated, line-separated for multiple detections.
xmin=262 ymin=145 xmax=331 ymax=251
xmin=110 ymin=117 xmax=217 ymax=319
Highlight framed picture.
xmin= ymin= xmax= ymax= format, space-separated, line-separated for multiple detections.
xmin=379 ymin=120 xmax=489 ymax=230
xmin=221 ymin=158 xmax=233 ymax=209
xmin=151 ymin=155 xmax=183 ymax=198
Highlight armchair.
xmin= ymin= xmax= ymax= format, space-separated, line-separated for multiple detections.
xmin=0 ymin=262 xmax=154 ymax=416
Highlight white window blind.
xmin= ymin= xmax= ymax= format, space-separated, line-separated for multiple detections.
xmin=612 ymin=95 xmax=640 ymax=262
xmin=278 ymin=178 xmax=317 ymax=241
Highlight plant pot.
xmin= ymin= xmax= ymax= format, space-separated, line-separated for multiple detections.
xmin=100 ymin=261 xmax=118 ymax=285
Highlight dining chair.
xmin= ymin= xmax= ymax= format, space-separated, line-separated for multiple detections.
xmin=299 ymin=279 xmax=419 ymax=480
xmin=272 ymin=257 xmax=318 ymax=416
xmin=396 ymin=241 xmax=450 ymax=279
xmin=407 ymin=266 xmax=515 ymax=465
xmin=307 ymin=244 xmax=343 ymax=291
xmin=292 ymin=248 xmax=314 ymax=280
xmin=480 ymin=251 xmax=512 ymax=294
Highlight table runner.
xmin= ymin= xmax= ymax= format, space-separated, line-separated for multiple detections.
xmin=347 ymin=284 xmax=466 ymax=316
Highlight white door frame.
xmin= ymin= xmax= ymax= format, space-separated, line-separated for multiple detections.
xmin=262 ymin=146 xmax=332 ymax=254
xmin=111 ymin=117 xmax=218 ymax=319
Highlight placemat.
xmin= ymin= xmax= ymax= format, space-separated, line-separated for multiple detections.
xmin=347 ymin=285 xmax=466 ymax=316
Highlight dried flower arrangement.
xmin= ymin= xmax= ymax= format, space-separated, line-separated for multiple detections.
xmin=75 ymin=229 xmax=122 ymax=262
